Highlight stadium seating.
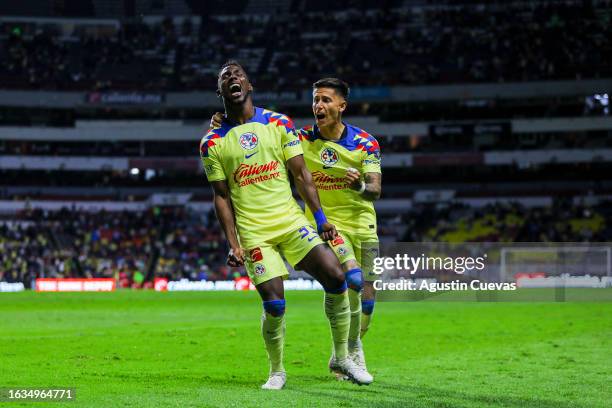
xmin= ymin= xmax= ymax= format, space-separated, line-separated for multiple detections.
xmin=0 ymin=1 xmax=610 ymax=287
xmin=2 ymin=200 xmax=610 ymax=285
xmin=0 ymin=1 xmax=610 ymax=90
xmin=401 ymin=200 xmax=612 ymax=243
xmin=0 ymin=207 xmax=228 ymax=286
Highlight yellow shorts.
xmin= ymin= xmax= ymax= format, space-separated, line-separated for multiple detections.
xmin=327 ymin=230 xmax=380 ymax=282
xmin=244 ymin=224 xmax=323 ymax=286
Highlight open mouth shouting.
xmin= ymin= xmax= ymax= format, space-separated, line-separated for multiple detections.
xmin=229 ymin=82 xmax=242 ymax=98
xmin=315 ymin=112 xmax=326 ymax=123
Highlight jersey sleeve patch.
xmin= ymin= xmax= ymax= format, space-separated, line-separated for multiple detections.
xmin=260 ymin=109 xmax=296 ymax=134
xmin=353 ymin=130 xmax=381 ymax=157
xmin=199 ymin=126 xmax=230 ymax=158
xmin=297 ymin=125 xmax=315 ymax=142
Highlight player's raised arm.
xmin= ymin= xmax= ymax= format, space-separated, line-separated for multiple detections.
xmin=210 ymin=179 xmax=245 ymax=267
xmin=286 ymin=154 xmax=337 ymax=241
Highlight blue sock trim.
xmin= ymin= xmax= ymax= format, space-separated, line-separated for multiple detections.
xmin=263 ymin=299 xmax=286 ymax=317
xmin=324 ymin=280 xmax=347 ymax=294
xmin=345 ymin=268 xmax=363 ymax=292
xmin=362 ymin=300 xmax=375 ymax=315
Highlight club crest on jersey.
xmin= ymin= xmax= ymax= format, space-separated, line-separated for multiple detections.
xmin=239 ymin=132 xmax=258 ymax=150
xmin=320 ymin=147 xmax=339 ymax=167
xmin=338 ymin=247 xmax=348 ymax=256
xmin=254 ymin=264 xmax=266 ymax=276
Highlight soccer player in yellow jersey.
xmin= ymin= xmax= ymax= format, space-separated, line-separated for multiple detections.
xmin=298 ymin=78 xmax=382 ymax=380
xmin=200 ymin=61 xmax=372 ymax=389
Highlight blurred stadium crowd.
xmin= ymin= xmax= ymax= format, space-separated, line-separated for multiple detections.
xmin=2 ymin=200 xmax=610 ymax=286
xmin=0 ymin=0 xmax=610 ymax=287
xmin=0 ymin=207 xmax=228 ymax=287
xmin=0 ymin=1 xmax=610 ymax=91
xmin=402 ymin=200 xmax=611 ymax=242
xmin=1 ymin=131 xmax=611 ymax=157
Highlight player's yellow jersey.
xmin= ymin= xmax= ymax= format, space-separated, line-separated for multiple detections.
xmin=298 ymin=123 xmax=381 ymax=236
xmin=199 ymin=106 xmax=306 ymax=248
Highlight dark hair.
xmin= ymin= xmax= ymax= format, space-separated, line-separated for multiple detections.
xmin=218 ymin=60 xmax=246 ymax=77
xmin=313 ymin=78 xmax=350 ymax=99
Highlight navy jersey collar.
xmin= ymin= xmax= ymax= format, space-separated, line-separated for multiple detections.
xmin=313 ymin=122 xmax=349 ymax=143
xmin=222 ymin=106 xmax=263 ymax=128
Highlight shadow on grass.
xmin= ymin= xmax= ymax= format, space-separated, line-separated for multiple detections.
xmin=281 ymin=378 xmax=591 ymax=408
xmin=103 ymin=371 xmax=593 ymax=408
xmin=103 ymin=371 xmax=259 ymax=388
xmin=371 ymin=381 xmax=589 ymax=408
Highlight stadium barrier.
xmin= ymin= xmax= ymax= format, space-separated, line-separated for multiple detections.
xmin=35 ymin=278 xmax=116 ymax=292
xmin=153 ymin=277 xmax=323 ymax=292
xmin=516 ymin=274 xmax=612 ymax=288
xmin=0 ymin=282 xmax=25 ymax=292
xmin=0 ymin=278 xmax=322 ymax=293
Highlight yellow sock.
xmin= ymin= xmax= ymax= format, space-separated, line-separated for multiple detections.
xmin=324 ymin=290 xmax=350 ymax=359
xmin=261 ymin=312 xmax=285 ymax=373
xmin=348 ymin=289 xmax=361 ymax=348
xmin=360 ymin=299 xmax=375 ymax=338
xmin=360 ymin=313 xmax=372 ymax=338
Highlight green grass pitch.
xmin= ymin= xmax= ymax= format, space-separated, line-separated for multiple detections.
xmin=0 ymin=290 xmax=610 ymax=407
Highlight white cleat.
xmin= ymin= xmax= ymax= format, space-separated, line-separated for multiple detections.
xmin=349 ymin=340 xmax=371 ymax=376
xmin=329 ymin=354 xmax=349 ymax=381
xmin=329 ymin=340 xmax=373 ymax=382
xmin=261 ymin=371 xmax=286 ymax=390
xmin=329 ymin=356 xmax=373 ymax=385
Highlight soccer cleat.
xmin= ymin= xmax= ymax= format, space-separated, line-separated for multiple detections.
xmin=349 ymin=339 xmax=371 ymax=374
xmin=261 ymin=371 xmax=286 ymax=390
xmin=329 ymin=356 xmax=373 ymax=385
xmin=328 ymin=354 xmax=349 ymax=381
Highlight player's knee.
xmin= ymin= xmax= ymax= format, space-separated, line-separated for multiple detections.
xmin=322 ymin=261 xmax=347 ymax=293
xmin=263 ymin=299 xmax=286 ymax=317
xmin=361 ymin=299 xmax=375 ymax=315
xmin=323 ymin=279 xmax=347 ymax=294
xmin=328 ymin=267 xmax=347 ymax=292
xmin=324 ymin=257 xmax=345 ymax=287
xmin=345 ymin=268 xmax=363 ymax=292
xmin=331 ymin=268 xmax=345 ymax=286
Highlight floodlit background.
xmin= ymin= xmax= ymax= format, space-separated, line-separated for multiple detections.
xmin=0 ymin=1 xmax=610 ymax=288
xmin=0 ymin=2 xmax=611 ymax=407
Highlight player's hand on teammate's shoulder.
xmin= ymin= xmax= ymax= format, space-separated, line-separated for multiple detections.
xmin=318 ymin=222 xmax=338 ymax=241
xmin=227 ymin=247 xmax=246 ymax=267
xmin=345 ymin=167 xmax=362 ymax=191
xmin=210 ymin=112 xmax=224 ymax=128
